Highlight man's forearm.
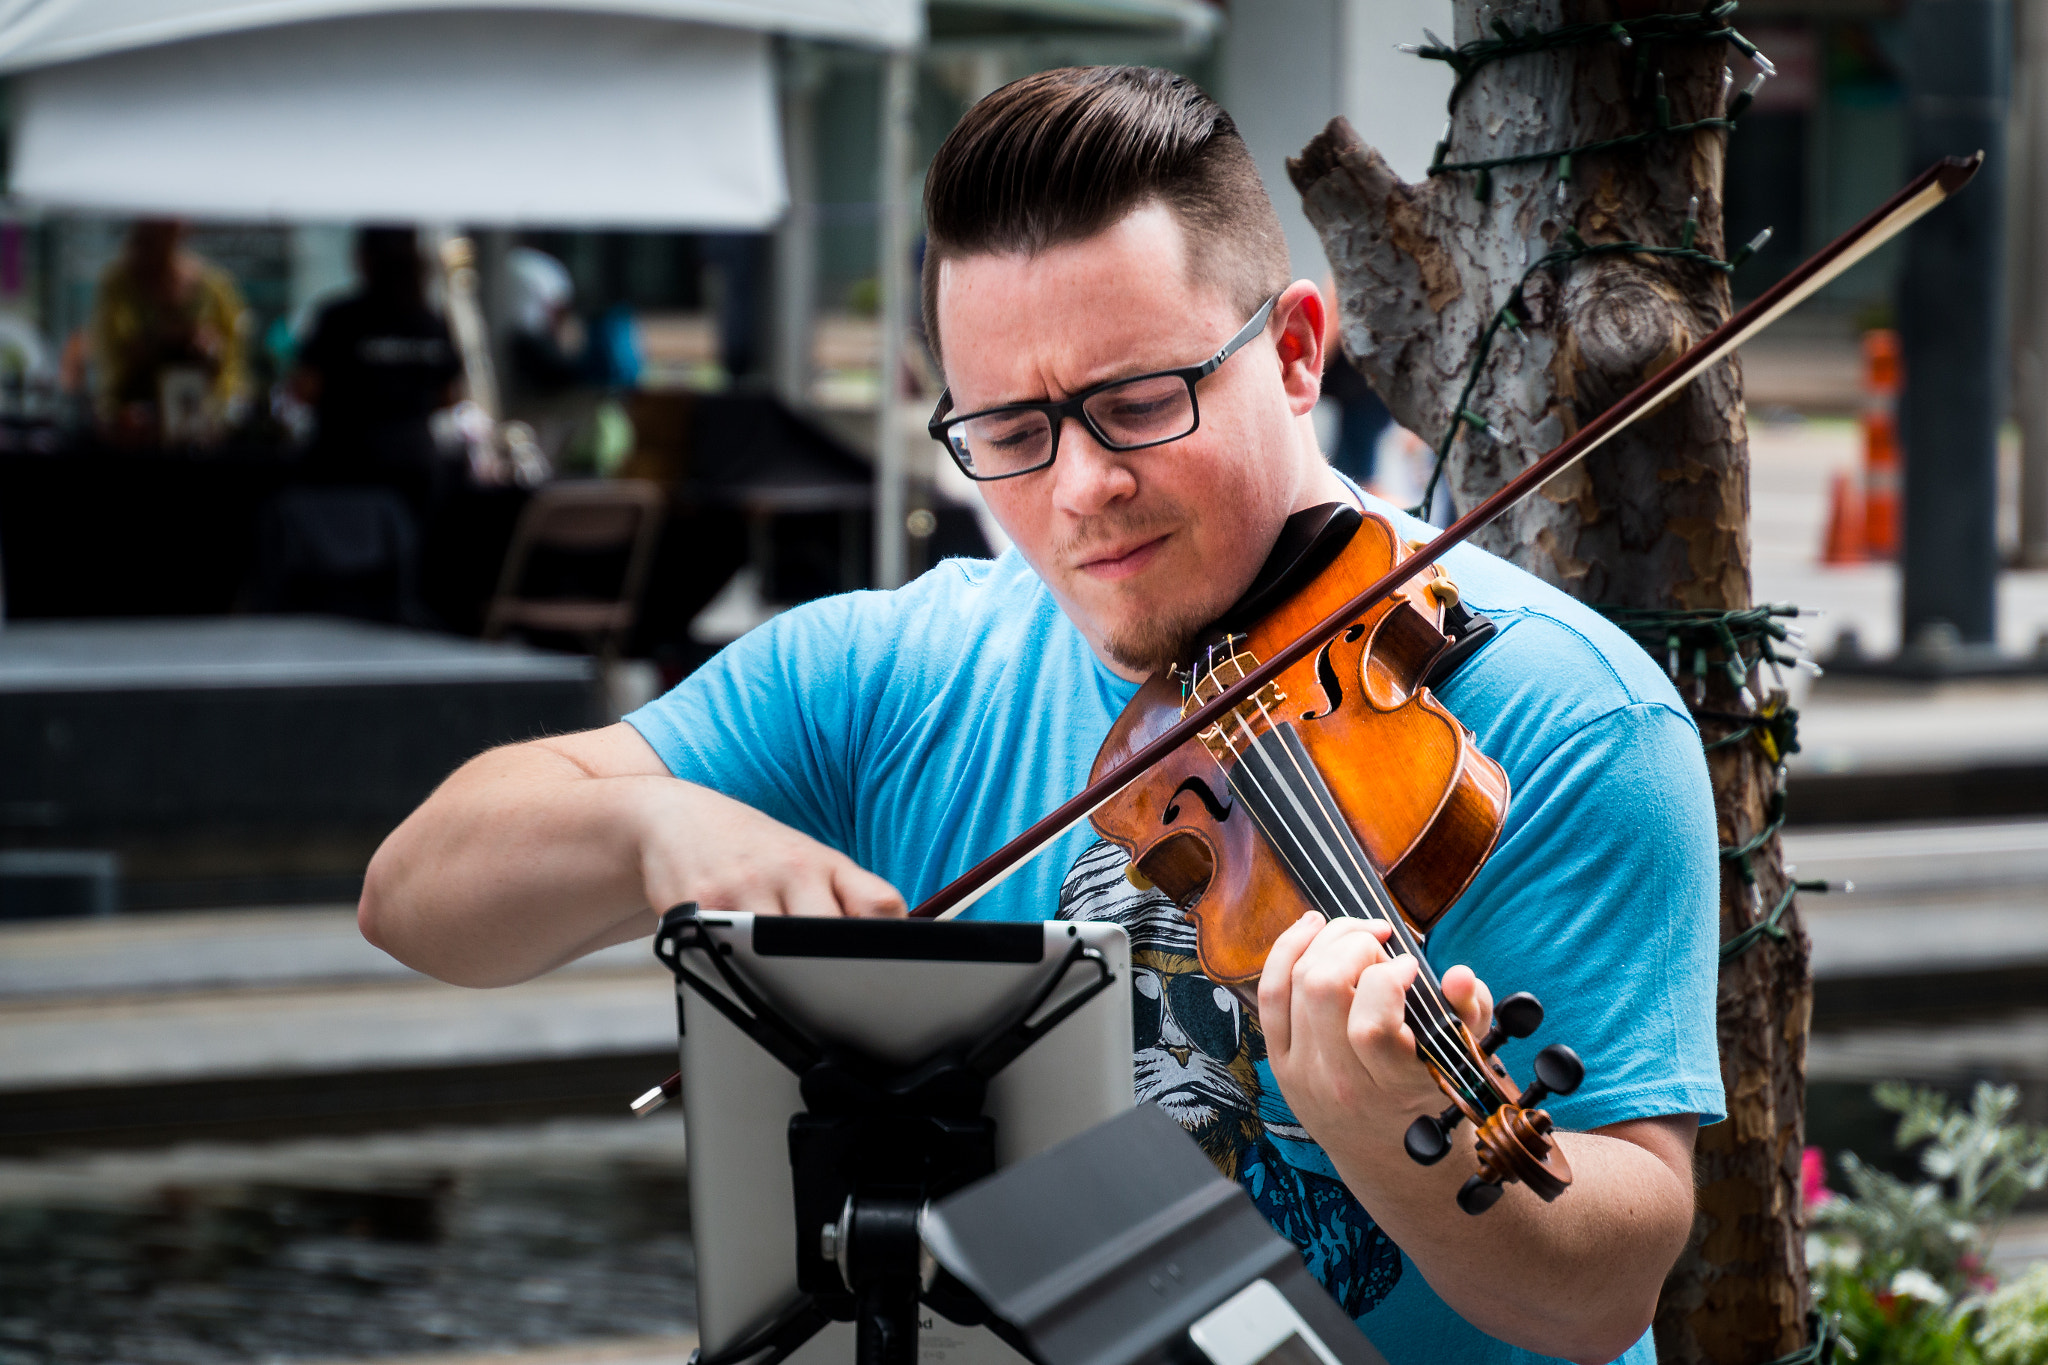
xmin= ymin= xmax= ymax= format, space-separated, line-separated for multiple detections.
xmin=361 ymin=724 xmax=908 ymax=985
xmin=359 ymin=742 xmax=663 ymax=987
xmin=1329 ymin=1117 xmax=1694 ymax=1364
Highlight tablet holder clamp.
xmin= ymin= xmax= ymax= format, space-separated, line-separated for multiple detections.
xmin=653 ymin=906 xmax=1118 ymax=1365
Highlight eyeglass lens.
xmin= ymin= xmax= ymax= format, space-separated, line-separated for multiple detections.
xmin=947 ymin=374 xmax=1196 ymax=478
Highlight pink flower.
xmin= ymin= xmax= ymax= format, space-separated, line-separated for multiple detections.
xmin=1802 ymin=1147 xmax=1835 ymax=1209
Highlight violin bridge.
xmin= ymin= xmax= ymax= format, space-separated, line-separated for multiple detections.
xmin=1183 ymin=644 xmax=1285 ymax=760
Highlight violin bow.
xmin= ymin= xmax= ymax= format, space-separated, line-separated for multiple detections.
xmin=911 ymin=152 xmax=1981 ymax=922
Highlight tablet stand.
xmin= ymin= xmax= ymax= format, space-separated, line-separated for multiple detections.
xmin=922 ymin=1103 xmax=1392 ymax=1365
xmin=654 ymin=906 xmax=1119 ymax=1365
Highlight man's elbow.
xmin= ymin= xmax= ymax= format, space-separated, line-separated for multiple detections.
xmin=357 ymin=841 xmax=405 ymax=958
xmin=1563 ymin=1204 xmax=1692 ymax=1361
xmin=1564 ymin=1301 xmax=1660 ymax=1365
xmin=358 ymin=835 xmax=457 ymax=978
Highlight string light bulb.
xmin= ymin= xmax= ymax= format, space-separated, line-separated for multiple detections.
xmin=1458 ymin=408 xmax=1500 ymax=443
xmin=1731 ymin=226 xmax=1773 ymax=267
xmin=1681 ymin=194 xmax=1700 ymax=250
xmin=1728 ymin=72 xmax=1767 ymax=120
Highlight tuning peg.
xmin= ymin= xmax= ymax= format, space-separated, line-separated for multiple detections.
xmin=1403 ymin=1104 xmax=1465 ymax=1165
xmin=1478 ymin=991 xmax=1544 ymax=1055
xmin=1457 ymin=1175 xmax=1505 ymax=1215
xmin=1518 ymin=1044 xmax=1586 ymax=1109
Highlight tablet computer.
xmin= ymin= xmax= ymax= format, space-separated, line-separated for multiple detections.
xmin=670 ymin=913 xmax=1134 ymax=1365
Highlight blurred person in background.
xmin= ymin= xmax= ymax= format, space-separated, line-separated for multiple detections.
xmin=508 ymin=244 xmax=584 ymax=393
xmin=292 ymin=226 xmax=463 ymax=515
xmin=505 ymin=243 xmax=597 ymax=468
xmin=90 ymin=218 xmax=249 ymax=448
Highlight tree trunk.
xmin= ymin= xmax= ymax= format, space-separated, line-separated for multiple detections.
xmin=1288 ymin=5 xmax=1811 ymax=1361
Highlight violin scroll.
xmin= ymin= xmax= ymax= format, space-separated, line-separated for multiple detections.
xmin=1401 ymin=991 xmax=1587 ymax=1216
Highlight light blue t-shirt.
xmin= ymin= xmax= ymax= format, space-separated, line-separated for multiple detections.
xmin=627 ymin=498 xmax=1725 ymax=1365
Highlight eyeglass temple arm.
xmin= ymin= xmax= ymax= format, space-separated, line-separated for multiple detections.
xmin=1198 ymin=293 xmax=1280 ymax=377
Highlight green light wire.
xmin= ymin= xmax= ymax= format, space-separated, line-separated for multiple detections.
xmin=1398 ymin=1 xmax=1771 ymax=519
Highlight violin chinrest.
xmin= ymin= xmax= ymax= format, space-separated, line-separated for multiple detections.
xmin=1204 ymin=502 xmax=1363 ymax=641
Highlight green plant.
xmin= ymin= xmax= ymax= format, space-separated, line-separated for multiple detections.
xmin=1818 ymin=1084 xmax=2048 ymax=1296
xmin=1811 ymin=1267 xmax=1978 ymax=1365
xmin=1808 ymin=1082 xmax=2048 ymax=1365
xmin=1974 ymin=1264 xmax=2048 ymax=1365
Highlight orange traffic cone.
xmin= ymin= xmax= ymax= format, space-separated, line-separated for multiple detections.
xmin=1862 ymin=329 xmax=1902 ymax=558
xmin=1822 ymin=469 xmax=1868 ymax=564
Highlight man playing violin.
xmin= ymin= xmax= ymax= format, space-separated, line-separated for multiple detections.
xmin=362 ymin=67 xmax=1723 ymax=1365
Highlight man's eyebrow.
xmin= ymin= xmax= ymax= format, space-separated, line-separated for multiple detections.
xmin=964 ymin=355 xmax=1184 ymax=412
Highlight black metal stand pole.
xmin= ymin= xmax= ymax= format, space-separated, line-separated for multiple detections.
xmin=1899 ymin=0 xmax=2011 ymax=656
xmin=854 ymin=1279 xmax=922 ymax=1365
xmin=850 ymin=1198 xmax=925 ymax=1365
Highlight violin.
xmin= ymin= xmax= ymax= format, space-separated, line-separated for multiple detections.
xmin=1089 ymin=502 xmax=1580 ymax=1215
xmin=905 ymin=155 xmax=1980 ymax=1212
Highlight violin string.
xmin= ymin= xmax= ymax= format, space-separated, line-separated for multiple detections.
xmin=1245 ymin=691 xmax=1441 ymax=980
xmin=1204 ymin=705 xmax=1474 ymax=1087
xmin=1196 ymin=653 xmax=1455 ymax=1015
xmin=1241 ymin=689 xmax=1499 ymax=1104
xmin=1215 ymin=715 xmax=1487 ymax=1104
xmin=1206 ymin=684 xmax=1487 ymax=1101
xmin=1213 ymin=650 xmax=1494 ymax=1103
xmin=1206 ymin=673 xmax=1397 ymax=932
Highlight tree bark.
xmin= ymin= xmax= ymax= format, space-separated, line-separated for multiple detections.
xmin=1288 ymin=6 xmax=1810 ymax=1362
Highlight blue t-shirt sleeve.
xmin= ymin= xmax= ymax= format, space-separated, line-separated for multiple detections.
xmin=622 ymin=596 xmax=871 ymax=853
xmin=1425 ymin=701 xmax=1726 ymax=1131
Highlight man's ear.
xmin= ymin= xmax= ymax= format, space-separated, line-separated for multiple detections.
xmin=1270 ymin=280 xmax=1326 ymax=417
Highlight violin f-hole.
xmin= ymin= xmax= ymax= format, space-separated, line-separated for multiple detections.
xmin=1300 ymin=623 xmax=1367 ymax=721
xmin=1132 ymin=830 xmax=1216 ymax=908
xmin=1164 ymin=776 xmax=1231 ymax=823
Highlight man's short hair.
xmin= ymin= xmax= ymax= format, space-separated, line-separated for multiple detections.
xmin=920 ymin=66 xmax=1290 ymax=365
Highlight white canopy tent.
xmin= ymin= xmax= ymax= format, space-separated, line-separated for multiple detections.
xmin=0 ymin=0 xmax=920 ymax=227
xmin=0 ymin=0 xmax=919 ymax=64
xmin=0 ymin=0 xmax=1217 ymax=587
xmin=0 ymin=0 xmax=925 ymax=580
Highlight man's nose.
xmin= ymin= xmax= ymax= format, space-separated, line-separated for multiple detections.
xmin=1051 ymin=416 xmax=1138 ymax=514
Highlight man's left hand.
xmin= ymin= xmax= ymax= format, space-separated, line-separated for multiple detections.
xmin=1258 ymin=910 xmax=1492 ymax=1150
xmin=1255 ymin=910 xmax=1697 ymax=1365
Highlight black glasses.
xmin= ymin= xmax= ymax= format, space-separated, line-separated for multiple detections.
xmin=927 ymin=294 xmax=1280 ymax=482
xmin=1132 ymin=966 xmax=1245 ymax=1062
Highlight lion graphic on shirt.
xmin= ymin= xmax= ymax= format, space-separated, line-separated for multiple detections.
xmin=1057 ymin=838 xmax=1402 ymax=1318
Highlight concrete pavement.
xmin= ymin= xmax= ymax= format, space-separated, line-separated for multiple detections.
xmin=297 ymin=1338 xmax=695 ymax=1365
xmin=0 ymin=906 xmax=678 ymax=1151
xmin=0 ymin=907 xmax=674 ymax=1092
xmin=1789 ymin=818 xmax=2048 ymax=980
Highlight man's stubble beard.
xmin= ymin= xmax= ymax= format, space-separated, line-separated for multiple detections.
xmin=1101 ymin=599 xmax=1214 ymax=675
xmin=1052 ymin=499 xmax=1227 ymax=676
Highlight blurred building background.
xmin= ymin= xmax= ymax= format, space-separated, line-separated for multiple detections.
xmin=1 ymin=3 xmax=2046 ymax=1363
